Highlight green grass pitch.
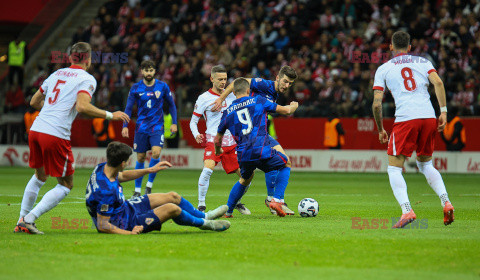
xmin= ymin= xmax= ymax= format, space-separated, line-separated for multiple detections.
xmin=0 ymin=167 xmax=479 ymax=279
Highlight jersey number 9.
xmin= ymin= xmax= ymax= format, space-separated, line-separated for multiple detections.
xmin=237 ymin=108 xmax=253 ymax=135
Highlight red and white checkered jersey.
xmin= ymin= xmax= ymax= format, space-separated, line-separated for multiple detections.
xmin=192 ymin=89 xmax=236 ymax=146
xmin=373 ymin=54 xmax=437 ymax=122
xmin=30 ymin=65 xmax=97 ymax=140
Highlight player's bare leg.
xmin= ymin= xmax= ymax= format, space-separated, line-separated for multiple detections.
xmin=14 ymin=167 xmax=48 ymax=233
xmin=417 ymin=155 xmax=454 ymax=225
xmin=17 ymin=174 xmax=73 ymax=234
xmin=233 ymin=168 xmax=251 ymax=215
xmin=133 ymin=152 xmax=147 ymax=198
xmin=388 ymin=155 xmax=416 ymax=228
xmin=197 ymin=159 xmax=215 ymax=212
xmin=145 ymin=146 xmax=162 ymax=195
xmin=268 ymin=145 xmax=295 ymax=215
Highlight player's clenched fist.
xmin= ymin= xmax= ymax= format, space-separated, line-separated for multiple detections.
xmin=378 ymin=129 xmax=389 ymax=144
xmin=121 ymin=127 xmax=129 ymax=138
xmin=195 ymin=134 xmax=204 ymax=144
xmin=290 ymin=101 xmax=299 ymax=109
xmin=437 ymin=113 xmax=447 ymax=132
xmin=131 ymin=225 xmax=143 ymax=234
xmin=112 ymin=111 xmax=130 ymax=123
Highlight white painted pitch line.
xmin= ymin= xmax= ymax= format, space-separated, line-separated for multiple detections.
xmin=1 ymin=201 xmax=85 ymax=206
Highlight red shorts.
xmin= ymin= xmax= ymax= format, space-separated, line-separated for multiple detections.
xmin=29 ymin=131 xmax=75 ymax=177
xmin=388 ymin=118 xmax=437 ymax=157
xmin=204 ymin=142 xmax=239 ymax=174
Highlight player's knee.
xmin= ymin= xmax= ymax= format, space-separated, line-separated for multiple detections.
xmin=151 ymin=150 xmax=160 ymax=159
xmin=137 ymin=154 xmax=146 ymax=162
xmin=35 ymin=171 xmax=47 ymax=182
xmin=168 ymin=191 xmax=181 ymax=203
xmin=165 ymin=203 xmax=182 ymax=217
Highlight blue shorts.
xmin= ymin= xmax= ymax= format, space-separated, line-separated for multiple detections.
xmin=269 ymin=135 xmax=280 ymax=147
xmin=126 ymin=195 xmax=162 ymax=233
xmin=239 ymin=150 xmax=288 ymax=180
xmin=134 ymin=130 xmax=164 ymax=153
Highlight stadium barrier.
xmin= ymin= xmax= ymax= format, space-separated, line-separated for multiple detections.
xmin=1 ymin=145 xmax=479 ymax=174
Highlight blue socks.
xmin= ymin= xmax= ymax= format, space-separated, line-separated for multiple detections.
xmin=173 ymin=210 xmax=205 ymax=227
xmin=179 ymin=197 xmax=205 ymax=218
xmin=134 ymin=161 xmax=145 ymax=190
xmin=147 ymin=158 xmax=160 ymax=184
xmin=265 ymin=170 xmax=278 ymax=197
xmin=273 ymin=167 xmax=291 ymax=200
xmin=227 ymin=181 xmax=248 ymax=213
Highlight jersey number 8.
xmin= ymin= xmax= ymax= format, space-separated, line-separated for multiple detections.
xmin=401 ymin=67 xmax=417 ymax=91
xmin=237 ymin=108 xmax=253 ymax=135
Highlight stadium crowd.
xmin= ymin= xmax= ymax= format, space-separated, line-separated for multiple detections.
xmin=14 ymin=0 xmax=480 ymax=118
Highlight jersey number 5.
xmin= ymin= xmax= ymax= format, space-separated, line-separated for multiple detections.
xmin=237 ymin=108 xmax=253 ymax=135
xmin=48 ymin=79 xmax=66 ymax=104
xmin=401 ymin=67 xmax=417 ymax=91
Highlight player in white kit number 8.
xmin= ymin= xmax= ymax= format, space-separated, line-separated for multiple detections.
xmin=372 ymin=31 xmax=454 ymax=228
xmin=14 ymin=42 xmax=130 ymax=234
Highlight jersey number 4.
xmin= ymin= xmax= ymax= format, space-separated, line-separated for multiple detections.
xmin=401 ymin=67 xmax=417 ymax=91
xmin=48 ymin=80 xmax=66 ymax=104
xmin=237 ymin=108 xmax=253 ymax=135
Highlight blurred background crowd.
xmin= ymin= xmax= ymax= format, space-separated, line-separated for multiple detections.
xmin=7 ymin=0 xmax=480 ymax=118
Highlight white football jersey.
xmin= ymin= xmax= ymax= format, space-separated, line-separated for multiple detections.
xmin=192 ymin=89 xmax=236 ymax=146
xmin=373 ymin=54 xmax=437 ymax=122
xmin=31 ymin=65 xmax=97 ymax=140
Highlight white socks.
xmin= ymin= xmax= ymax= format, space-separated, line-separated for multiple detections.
xmin=19 ymin=175 xmax=45 ymax=221
xmin=135 ymin=187 xmax=141 ymax=193
xmin=146 ymin=181 xmax=153 ymax=189
xmin=387 ymin=166 xmax=411 ymax=214
xmin=24 ymin=184 xmax=70 ymax=223
xmin=198 ymin=167 xmax=213 ymax=206
xmin=417 ymin=160 xmax=449 ymax=207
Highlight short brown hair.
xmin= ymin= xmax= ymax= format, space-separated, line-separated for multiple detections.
xmin=140 ymin=60 xmax=155 ymax=70
xmin=233 ymin=78 xmax=249 ymax=95
xmin=392 ymin=31 xmax=410 ymax=50
xmin=106 ymin=142 xmax=132 ymax=167
xmin=70 ymin=42 xmax=91 ymax=64
xmin=278 ymin=65 xmax=297 ymax=80
xmin=211 ymin=65 xmax=227 ymax=76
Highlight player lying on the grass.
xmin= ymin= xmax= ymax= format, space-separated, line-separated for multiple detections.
xmin=85 ymin=142 xmax=230 ymax=234
xmin=215 ymin=78 xmax=298 ymax=217
xmin=15 ymin=42 xmax=130 ymax=235
xmin=189 ymin=65 xmax=250 ymax=214
xmin=211 ymin=66 xmax=298 ymax=215
xmin=372 ymin=31 xmax=454 ymax=228
xmin=122 ymin=60 xmax=178 ymax=198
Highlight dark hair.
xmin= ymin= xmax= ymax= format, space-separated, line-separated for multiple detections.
xmin=392 ymin=31 xmax=410 ymax=50
xmin=106 ymin=142 xmax=132 ymax=167
xmin=278 ymin=65 xmax=298 ymax=80
xmin=140 ymin=60 xmax=156 ymax=70
xmin=233 ymin=78 xmax=249 ymax=95
xmin=211 ymin=65 xmax=227 ymax=75
xmin=70 ymin=42 xmax=91 ymax=64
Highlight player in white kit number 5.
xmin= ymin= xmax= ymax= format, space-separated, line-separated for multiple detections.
xmin=372 ymin=31 xmax=454 ymax=228
xmin=14 ymin=42 xmax=130 ymax=234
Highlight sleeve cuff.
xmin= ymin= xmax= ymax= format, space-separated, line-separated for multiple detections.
xmin=372 ymin=86 xmax=384 ymax=91
xmin=192 ymin=112 xmax=202 ymax=117
xmin=39 ymin=87 xmax=45 ymax=94
xmin=427 ymin=69 xmax=437 ymax=74
xmin=77 ymin=90 xmax=92 ymax=98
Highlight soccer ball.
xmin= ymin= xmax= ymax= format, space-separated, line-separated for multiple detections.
xmin=298 ymin=198 xmax=319 ymax=217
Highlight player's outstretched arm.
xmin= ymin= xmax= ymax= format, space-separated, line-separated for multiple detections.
xmin=118 ymin=161 xmax=172 ymax=183
xmin=428 ymin=72 xmax=447 ymax=132
xmin=96 ymin=213 xmax=143 ymax=234
xmin=77 ymin=92 xmax=130 ymax=123
xmin=275 ymin=101 xmax=299 ymax=115
xmin=30 ymin=89 xmax=45 ymax=110
xmin=212 ymin=78 xmax=252 ymax=111
xmin=372 ymin=90 xmax=388 ymax=144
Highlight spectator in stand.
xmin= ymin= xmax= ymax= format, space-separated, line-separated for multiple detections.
xmin=5 ymin=84 xmax=25 ymax=113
